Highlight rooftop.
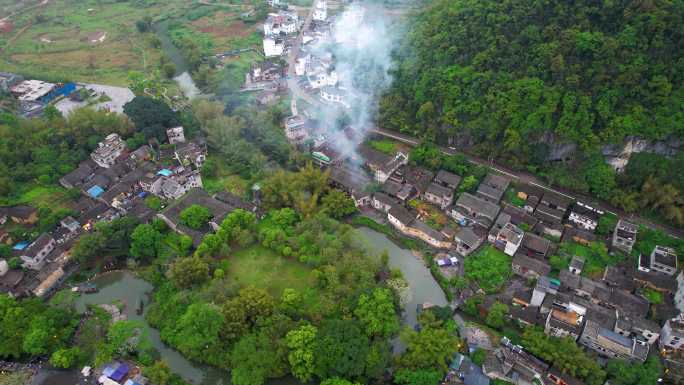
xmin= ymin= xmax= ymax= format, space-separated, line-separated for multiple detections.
xmin=435 ymin=170 xmax=462 ymax=187
xmin=454 ymin=193 xmax=501 ymax=220
xmin=426 ymin=182 xmax=453 ymax=198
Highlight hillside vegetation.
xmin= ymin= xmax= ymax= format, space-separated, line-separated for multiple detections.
xmin=380 ymin=0 xmax=684 ymax=224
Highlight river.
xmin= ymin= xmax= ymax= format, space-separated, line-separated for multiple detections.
xmin=32 ymin=227 xmax=446 ymax=385
xmin=153 ymin=20 xmax=201 ymax=99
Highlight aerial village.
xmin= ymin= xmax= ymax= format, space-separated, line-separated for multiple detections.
xmin=0 ymin=1 xmax=683 ymax=385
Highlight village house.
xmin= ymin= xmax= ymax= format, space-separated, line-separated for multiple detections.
xmin=531 ymin=276 xmax=560 ymax=307
xmin=371 ymin=192 xmax=397 ymax=213
xmin=0 ymin=259 xmax=24 ymax=297
xmin=20 ymin=233 xmax=56 ymax=270
xmin=359 ymin=146 xmax=408 ymax=184
xmin=476 ymin=174 xmax=509 ymax=203
xmin=401 ymin=166 xmax=435 ymax=196
xmin=423 ymin=182 xmax=454 ymax=210
xmin=675 ymin=272 xmax=684 ymax=313
xmin=568 ymin=256 xmax=584 ymax=275
xmin=614 ymin=311 xmax=661 ymax=345
xmin=661 ymin=314 xmax=684 ymax=351
xmin=561 ymin=227 xmax=596 ymax=246
xmin=263 ymin=35 xmax=285 ymax=57
xmin=578 ymin=318 xmax=649 ymax=362
xmin=174 ymin=140 xmax=207 ymax=169
xmin=491 ymin=222 xmax=524 ymax=256
xmin=10 ymin=79 xmax=57 ymax=103
xmin=59 ymin=159 xmax=98 ymax=189
xmin=567 ymin=202 xmax=603 ymax=231
xmin=6 ymin=205 xmax=38 ymax=225
xmin=544 ymin=299 xmax=586 ymax=341
xmin=483 ymin=337 xmax=549 ymax=385
xmin=612 ymin=219 xmax=638 ymax=254
xmin=320 ymin=87 xmax=350 ymax=108
xmin=454 ymin=227 xmax=484 ymax=256
xmin=512 ymin=254 xmax=551 ymax=279
xmin=647 ymin=245 xmax=678 ymax=276
xmin=166 ymin=126 xmax=186 ymax=144
xmin=434 ymin=170 xmax=461 ymax=190
xmin=313 ymin=0 xmax=327 ymax=21
xmin=388 ymin=205 xmax=452 ymax=249
xmin=502 ymin=204 xmax=539 ymax=230
xmin=519 ymin=233 xmax=551 ymax=258
xmin=158 ymin=188 xmax=233 ymax=246
xmin=328 ymin=166 xmax=371 ymax=207
xmin=91 ymin=133 xmax=126 ymax=168
xmin=284 ymin=115 xmax=309 ymax=144
xmin=515 ymin=184 xmax=543 ymax=213
xmin=450 ymin=193 xmax=501 ymax=229
xmin=381 ymin=180 xmax=414 ymax=202
xmin=534 ymin=192 xmax=571 ymax=237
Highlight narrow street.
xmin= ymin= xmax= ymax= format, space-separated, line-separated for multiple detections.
xmin=286 ymin=2 xmax=321 ymax=107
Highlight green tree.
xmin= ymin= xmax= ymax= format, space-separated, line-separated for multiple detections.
xmin=285 ymin=324 xmax=318 ymax=383
xmin=230 ymin=332 xmax=282 ymax=385
xmin=320 ymin=379 xmax=360 ymax=385
xmin=314 ymin=319 xmax=369 ymax=379
xmin=486 ymin=302 xmax=509 ymax=329
xmin=123 ymin=96 xmax=180 ymax=141
xmin=49 ymin=347 xmax=81 ymax=369
xmin=470 ymin=348 xmax=486 ymax=366
xmin=168 ymin=303 xmax=226 ymax=365
xmin=130 ymin=224 xmax=162 ymax=261
xmin=606 ymin=356 xmax=662 ymax=385
xmin=169 ymin=256 xmax=210 ymax=288
xmin=180 ymin=204 xmax=212 ymax=230
xmin=398 ymin=313 xmax=460 ymax=373
xmin=393 ymin=368 xmax=442 ymax=385
xmin=321 ymin=189 xmax=358 ymax=219
xmin=353 ymin=288 xmax=400 ymax=338
xmin=144 ymin=360 xmax=173 ymax=385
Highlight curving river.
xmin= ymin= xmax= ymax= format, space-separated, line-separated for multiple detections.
xmin=33 ymin=227 xmax=447 ymax=385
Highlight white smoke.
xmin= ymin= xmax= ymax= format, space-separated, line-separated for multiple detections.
xmin=306 ymin=2 xmax=400 ymax=161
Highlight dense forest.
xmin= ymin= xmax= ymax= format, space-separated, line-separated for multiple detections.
xmin=380 ymin=0 xmax=684 ymax=225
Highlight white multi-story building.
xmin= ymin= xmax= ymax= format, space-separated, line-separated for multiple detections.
xmin=91 ymin=133 xmax=126 ymax=168
xmin=263 ymin=36 xmax=284 ymax=57
xmin=661 ymin=314 xmax=684 ymax=351
xmin=313 ymin=0 xmax=327 ymax=21
xmin=21 ymin=233 xmax=56 ymax=271
xmin=320 ymin=86 xmax=349 ymax=108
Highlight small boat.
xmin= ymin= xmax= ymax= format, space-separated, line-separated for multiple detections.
xmin=136 ymin=299 xmax=144 ymax=315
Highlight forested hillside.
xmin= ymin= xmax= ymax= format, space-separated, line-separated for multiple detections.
xmin=380 ymin=0 xmax=684 ymax=224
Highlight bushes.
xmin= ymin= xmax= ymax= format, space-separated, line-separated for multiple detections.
xmin=464 ymin=246 xmax=512 ymax=293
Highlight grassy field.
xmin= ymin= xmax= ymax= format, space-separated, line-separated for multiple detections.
xmin=0 ymin=184 xmax=74 ymax=209
xmin=0 ymin=0 xmax=258 ymax=85
xmin=227 ymin=245 xmax=315 ymax=297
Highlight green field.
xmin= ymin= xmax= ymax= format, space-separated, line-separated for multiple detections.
xmin=0 ymin=0 xmax=259 ymax=85
xmin=0 ymin=370 xmax=32 ymax=385
xmin=228 ymin=245 xmax=315 ymax=297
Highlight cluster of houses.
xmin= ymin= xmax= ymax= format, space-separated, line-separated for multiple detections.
xmin=317 ymin=143 xmax=684 ymax=383
xmin=0 ymin=126 xmax=219 ymax=299
xmin=262 ymin=9 xmax=300 ymax=58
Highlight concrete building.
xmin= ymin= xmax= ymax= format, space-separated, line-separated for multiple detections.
xmin=166 ymin=126 xmax=186 ymax=144
xmin=544 ymin=300 xmax=586 ymax=341
xmin=492 ymin=222 xmax=524 ymax=256
xmin=313 ymin=0 xmax=327 ymax=21
xmin=91 ymin=133 xmax=126 ymax=168
xmin=650 ymin=245 xmax=678 ymax=276
xmin=423 ymin=182 xmax=454 ymax=210
xmin=450 ymin=193 xmax=501 ymax=229
xmin=20 ymin=233 xmax=56 ymax=271
xmin=263 ymin=36 xmax=284 ymax=57
xmin=613 ymin=219 xmax=638 ymax=254
xmin=661 ymin=314 xmax=684 ymax=351
xmin=567 ymin=202 xmax=603 ymax=231
xmin=579 ymin=319 xmax=649 ymax=361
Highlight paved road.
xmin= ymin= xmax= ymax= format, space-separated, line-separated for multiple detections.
xmin=286 ymin=2 xmax=321 ymax=107
xmin=369 ymin=127 xmax=684 ymax=239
